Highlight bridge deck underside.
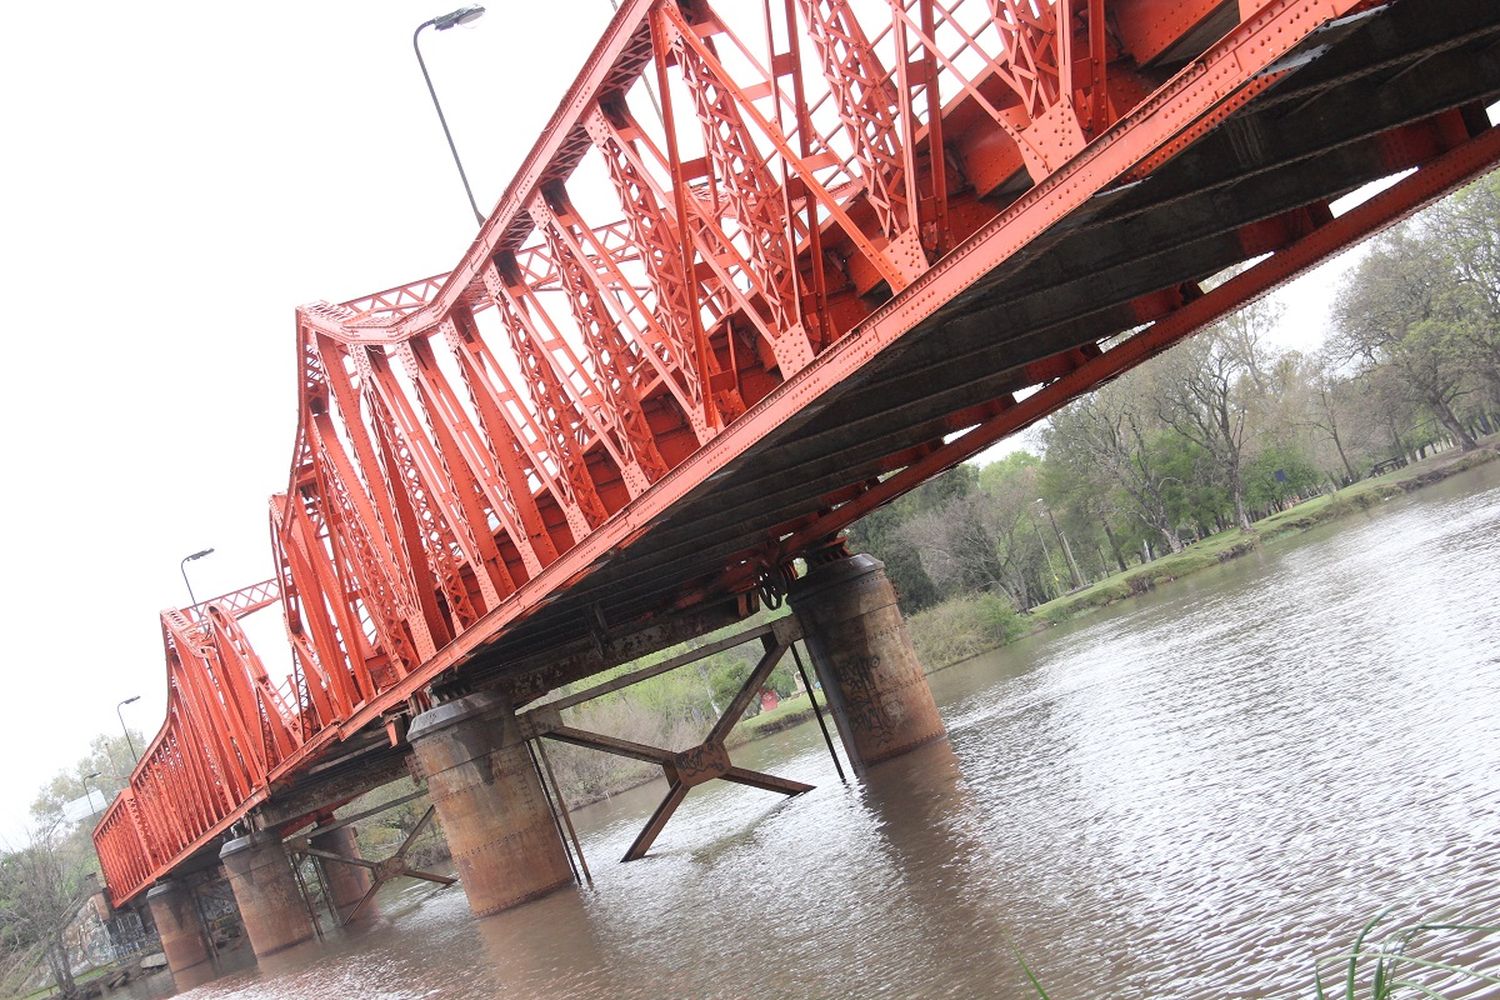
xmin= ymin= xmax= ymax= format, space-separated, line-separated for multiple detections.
xmin=98 ymin=1 xmax=1500 ymax=907
xmin=457 ymin=0 xmax=1500 ymax=695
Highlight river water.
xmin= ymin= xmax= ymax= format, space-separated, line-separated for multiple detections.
xmin=137 ymin=463 xmax=1500 ymax=999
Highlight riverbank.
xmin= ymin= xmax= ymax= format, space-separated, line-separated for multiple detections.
xmin=908 ymin=443 xmax=1500 ymax=671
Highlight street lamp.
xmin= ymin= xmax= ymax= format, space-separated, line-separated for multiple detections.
xmin=117 ymin=696 xmax=141 ymax=764
xmin=81 ymin=772 xmax=102 ymax=823
xmin=180 ymin=547 xmax=214 ymax=609
xmin=414 ymin=5 xmax=488 ymax=227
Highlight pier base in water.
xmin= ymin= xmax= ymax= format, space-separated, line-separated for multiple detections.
xmin=790 ymin=553 xmax=946 ymax=770
xmin=219 ymin=832 xmax=316 ymax=958
xmin=409 ymin=690 xmax=573 ymax=917
xmin=145 ymin=879 xmax=214 ymax=979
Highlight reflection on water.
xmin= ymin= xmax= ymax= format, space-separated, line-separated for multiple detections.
xmin=130 ymin=464 xmax=1500 ymax=999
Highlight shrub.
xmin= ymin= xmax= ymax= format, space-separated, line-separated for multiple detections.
xmin=908 ymin=591 xmax=1026 ymax=669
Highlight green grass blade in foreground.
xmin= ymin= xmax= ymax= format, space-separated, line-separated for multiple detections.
xmin=1333 ymin=953 xmax=1500 ymax=987
xmin=1348 ymin=910 xmax=1393 ymax=997
xmin=1007 ymin=940 xmax=1052 ymax=1000
xmin=1317 ymin=916 xmax=1500 ymax=999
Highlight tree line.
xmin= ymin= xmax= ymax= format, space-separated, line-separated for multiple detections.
xmin=851 ymin=172 xmax=1500 ymax=614
xmin=1 ymin=731 xmax=140 ymax=997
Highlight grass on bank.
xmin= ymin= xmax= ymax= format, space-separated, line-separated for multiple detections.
xmin=908 ymin=445 xmax=1500 ymax=672
xmin=731 ymin=687 xmax=819 ymax=741
xmin=21 ymin=962 xmax=116 ymax=1000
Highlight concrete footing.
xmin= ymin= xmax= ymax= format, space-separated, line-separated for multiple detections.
xmin=409 ymin=690 xmax=572 ymax=917
xmin=310 ymin=825 xmax=376 ymax=923
xmin=789 ymin=553 xmax=946 ymax=770
xmin=145 ymin=880 xmax=213 ymax=978
xmin=219 ymin=831 xmax=315 ymax=958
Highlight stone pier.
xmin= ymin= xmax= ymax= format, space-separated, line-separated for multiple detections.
xmin=219 ymin=831 xmax=315 ymax=958
xmin=789 ymin=553 xmax=946 ymax=770
xmin=408 ymin=690 xmax=572 ymax=917
xmin=144 ymin=880 xmax=213 ymax=979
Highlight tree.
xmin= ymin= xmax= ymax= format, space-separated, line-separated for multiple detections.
xmin=901 ymin=492 xmax=1010 ymax=600
xmin=1427 ymin=169 xmax=1500 ymax=410
xmin=0 ymin=822 xmax=92 ymax=998
xmin=31 ymin=732 xmax=140 ymax=827
xmin=1149 ymin=307 xmax=1276 ymax=531
xmin=1039 ymin=419 xmax=1133 ymax=573
xmin=1298 ymin=350 xmax=1365 ymax=482
xmin=1244 ymin=443 xmax=1323 ymax=514
xmin=1047 ymin=384 xmax=1187 ymax=554
xmin=1334 ymin=228 xmax=1478 ymax=451
xmin=846 ymin=465 xmax=978 ymax=610
xmin=977 ymin=456 xmax=1058 ymax=606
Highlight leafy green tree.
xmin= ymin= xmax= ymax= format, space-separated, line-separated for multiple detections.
xmin=1428 ymin=169 xmax=1500 ymax=410
xmin=1334 ymin=228 xmax=1478 ymax=450
xmin=1039 ymin=422 xmax=1133 ymax=573
xmin=1244 ymin=444 xmax=1323 ymax=513
xmin=1149 ymin=308 xmax=1276 ymax=531
xmin=31 ymin=732 xmax=141 ymax=826
xmin=1047 ymin=385 xmax=1187 ymax=554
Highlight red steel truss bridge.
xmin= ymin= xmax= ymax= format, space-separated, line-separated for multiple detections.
xmin=96 ymin=0 xmax=1500 ymax=907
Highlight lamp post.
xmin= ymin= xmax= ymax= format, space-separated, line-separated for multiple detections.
xmin=180 ymin=547 xmax=214 ymax=609
xmin=81 ymin=772 xmax=102 ymax=823
xmin=117 ymin=696 xmax=141 ymax=764
xmin=414 ymin=5 xmax=488 ymax=227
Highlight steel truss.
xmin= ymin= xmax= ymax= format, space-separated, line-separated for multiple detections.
xmin=96 ymin=0 xmax=1500 ymax=906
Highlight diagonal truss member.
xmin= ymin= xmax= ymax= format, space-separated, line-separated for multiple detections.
xmin=522 ymin=616 xmax=826 ymax=861
xmin=287 ymin=796 xmax=457 ymax=927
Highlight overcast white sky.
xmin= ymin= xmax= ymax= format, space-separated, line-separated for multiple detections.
xmin=0 ymin=0 xmax=1373 ymax=842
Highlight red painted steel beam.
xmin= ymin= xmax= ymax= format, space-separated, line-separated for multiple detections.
xmin=95 ymin=0 xmax=1500 ymax=906
xmin=768 ymin=123 xmax=1500 ymax=559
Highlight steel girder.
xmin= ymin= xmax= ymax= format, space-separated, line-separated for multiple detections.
xmin=96 ymin=0 xmax=1500 ymax=905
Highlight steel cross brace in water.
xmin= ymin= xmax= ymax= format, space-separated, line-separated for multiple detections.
xmin=522 ymin=616 xmax=814 ymax=861
xmin=287 ymin=804 xmax=457 ymax=927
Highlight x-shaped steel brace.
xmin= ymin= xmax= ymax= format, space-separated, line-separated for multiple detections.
xmin=296 ymin=806 xmax=456 ymax=926
xmin=537 ymin=632 xmax=812 ymax=861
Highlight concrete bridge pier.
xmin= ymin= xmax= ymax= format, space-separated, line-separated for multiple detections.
xmin=144 ymin=879 xmax=213 ymax=980
xmin=219 ymin=831 xmax=316 ymax=958
xmin=309 ymin=825 xmax=377 ymax=923
xmin=408 ymin=690 xmax=573 ymax=917
xmin=789 ymin=552 xmax=946 ymax=771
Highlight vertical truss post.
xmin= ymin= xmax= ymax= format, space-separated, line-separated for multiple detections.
xmin=791 ymin=642 xmax=846 ymax=784
xmin=534 ymin=738 xmax=592 ymax=885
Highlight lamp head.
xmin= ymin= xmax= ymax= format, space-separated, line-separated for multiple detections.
xmin=85 ymin=772 xmax=100 ymax=781
xmin=186 ymin=548 xmax=214 ymax=561
xmin=433 ymin=4 xmax=485 ymax=29
xmin=122 ymin=695 xmax=140 ymax=706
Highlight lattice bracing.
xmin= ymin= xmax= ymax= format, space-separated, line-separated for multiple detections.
xmin=95 ymin=0 xmax=1500 ymax=906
